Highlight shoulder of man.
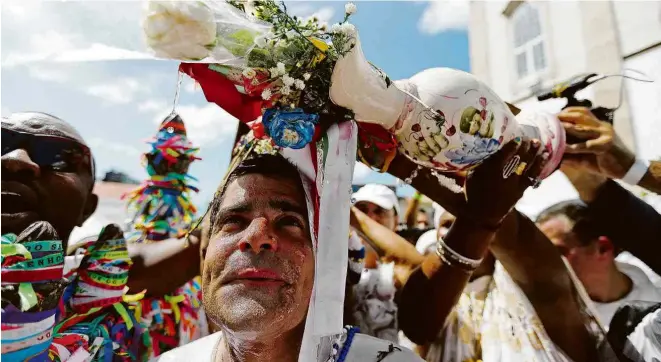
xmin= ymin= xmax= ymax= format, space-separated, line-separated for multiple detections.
xmin=616 ymin=261 xmax=661 ymax=300
xmin=154 ymin=332 xmax=222 ymax=362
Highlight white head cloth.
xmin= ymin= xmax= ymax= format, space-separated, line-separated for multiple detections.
xmin=280 ymin=121 xmax=358 ymax=361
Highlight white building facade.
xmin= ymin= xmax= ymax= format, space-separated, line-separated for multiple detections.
xmin=468 ymin=0 xmax=661 ymax=217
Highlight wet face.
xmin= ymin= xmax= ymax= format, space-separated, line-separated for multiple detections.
xmin=203 ymin=173 xmax=314 ymax=337
xmin=1 ymin=113 xmax=97 ymax=247
xmin=355 ymin=201 xmax=397 ymax=231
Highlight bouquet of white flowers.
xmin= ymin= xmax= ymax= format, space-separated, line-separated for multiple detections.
xmin=143 ymin=1 xmax=271 ymax=62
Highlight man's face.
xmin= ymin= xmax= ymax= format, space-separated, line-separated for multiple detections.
xmin=203 ymin=173 xmax=314 ymax=336
xmin=538 ymin=216 xmax=605 ymax=285
xmin=1 ymin=114 xmax=97 ymax=247
xmin=354 ymin=201 xmax=397 ymax=231
xmin=416 ymin=211 xmax=429 ymax=229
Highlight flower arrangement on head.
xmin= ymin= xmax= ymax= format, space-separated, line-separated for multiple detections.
xmin=144 ymin=0 xmax=566 ymax=195
xmin=157 ymin=0 xmax=360 ymax=151
xmin=124 ymin=113 xmax=201 ymax=243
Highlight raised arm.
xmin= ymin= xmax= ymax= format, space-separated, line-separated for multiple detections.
xmin=395 ymin=140 xmax=545 ymax=340
xmin=376 ymin=142 xmax=598 ymax=361
xmin=126 ymin=230 xmax=201 ymax=297
xmin=559 ymin=106 xmax=661 ymax=194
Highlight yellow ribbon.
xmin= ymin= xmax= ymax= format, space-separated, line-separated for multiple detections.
xmin=113 ymin=303 xmax=134 ymax=331
xmin=164 ymin=295 xmax=185 ymax=323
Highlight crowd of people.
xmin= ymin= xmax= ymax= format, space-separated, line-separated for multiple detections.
xmin=2 ymin=3 xmax=660 ymax=361
xmin=2 ymin=105 xmax=660 ymax=362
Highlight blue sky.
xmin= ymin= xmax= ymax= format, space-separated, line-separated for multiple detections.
xmin=1 ymin=1 xmax=470 ymax=209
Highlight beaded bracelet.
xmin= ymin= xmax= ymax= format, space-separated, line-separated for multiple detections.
xmin=435 ymin=237 xmax=483 ymax=272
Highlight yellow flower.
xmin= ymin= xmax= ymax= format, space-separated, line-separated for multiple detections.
xmin=308 ymin=37 xmax=328 ymax=65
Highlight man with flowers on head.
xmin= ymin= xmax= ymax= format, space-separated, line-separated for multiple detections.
xmin=158 ymin=117 xmax=544 ymax=362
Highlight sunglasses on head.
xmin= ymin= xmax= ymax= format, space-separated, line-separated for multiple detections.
xmin=1 ymin=127 xmax=93 ymax=175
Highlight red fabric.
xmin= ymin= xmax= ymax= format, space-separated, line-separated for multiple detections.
xmin=1 ymin=267 xmax=63 ymax=283
xmin=178 ymin=63 xmax=264 ymax=123
xmin=356 ymin=122 xmax=397 ymax=152
xmin=308 ymin=143 xmax=320 ymax=246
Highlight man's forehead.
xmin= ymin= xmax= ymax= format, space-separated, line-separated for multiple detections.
xmin=2 ymin=112 xmax=87 ymax=146
xmin=221 ymin=173 xmax=307 ymax=209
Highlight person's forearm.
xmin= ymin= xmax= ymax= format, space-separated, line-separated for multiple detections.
xmin=350 ymin=207 xmax=424 ymax=266
xmin=639 ymin=160 xmax=661 ymax=194
xmin=127 ymin=238 xmax=201 ymax=297
xmin=583 ymin=179 xmax=661 ymax=274
xmin=490 ymin=212 xmax=573 ymax=297
xmin=386 ymin=154 xmax=466 ymax=216
xmin=491 ymin=211 xmax=597 ymax=362
xmin=399 ymin=217 xmax=494 ymax=344
xmin=404 ymin=194 xmax=421 ymax=229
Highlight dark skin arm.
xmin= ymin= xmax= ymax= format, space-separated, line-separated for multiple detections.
xmin=373 ymin=144 xmax=596 ymax=361
xmin=396 ymin=140 xmax=550 ymax=343
xmin=126 ymin=230 xmax=201 ymax=297
xmin=404 ymin=192 xmax=422 ymax=229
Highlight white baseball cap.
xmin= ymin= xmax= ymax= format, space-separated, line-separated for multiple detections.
xmin=352 ymin=184 xmax=400 ymax=215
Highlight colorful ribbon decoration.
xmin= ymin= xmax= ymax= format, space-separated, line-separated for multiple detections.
xmin=49 ymin=225 xmax=150 ymax=362
xmin=123 ymin=112 xmax=207 ymax=359
xmin=2 ymin=226 xmax=64 ymax=362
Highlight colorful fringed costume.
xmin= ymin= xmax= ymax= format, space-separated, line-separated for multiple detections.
xmin=123 ymin=113 xmax=207 ymax=359
xmin=51 ymin=224 xmax=148 ymax=362
xmin=1 ymin=222 xmax=148 ymax=362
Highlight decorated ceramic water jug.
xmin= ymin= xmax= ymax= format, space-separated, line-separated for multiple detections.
xmin=330 ymin=37 xmax=565 ymax=177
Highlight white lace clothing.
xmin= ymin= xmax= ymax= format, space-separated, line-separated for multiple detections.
xmin=155 ymin=331 xmax=424 ymax=362
xmin=424 ymin=262 xmax=617 ymax=362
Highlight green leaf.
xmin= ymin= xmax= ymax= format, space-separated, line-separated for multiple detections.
xmin=218 ymin=29 xmax=258 ymax=57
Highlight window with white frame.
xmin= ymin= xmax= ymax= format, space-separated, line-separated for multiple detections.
xmin=511 ymin=2 xmax=547 ymax=81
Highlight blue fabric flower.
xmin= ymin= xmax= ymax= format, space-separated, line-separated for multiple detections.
xmin=262 ymin=108 xmax=319 ymax=149
xmin=445 ymin=134 xmax=501 ymax=166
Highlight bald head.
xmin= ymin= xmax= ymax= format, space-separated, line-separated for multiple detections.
xmin=1 ymin=112 xmax=97 ymax=246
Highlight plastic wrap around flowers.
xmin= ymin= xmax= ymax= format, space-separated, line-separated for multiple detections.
xmin=143 ymin=1 xmax=271 ymax=62
xmin=171 ymin=0 xmax=358 ymax=152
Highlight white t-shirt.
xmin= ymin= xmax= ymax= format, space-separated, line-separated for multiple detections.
xmin=155 ymin=331 xmax=423 ymax=362
xmin=593 ymin=261 xmax=661 ymax=329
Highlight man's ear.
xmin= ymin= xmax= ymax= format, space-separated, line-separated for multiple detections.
xmin=81 ymin=193 xmax=99 ymax=225
xmin=596 ymin=236 xmax=615 ymax=257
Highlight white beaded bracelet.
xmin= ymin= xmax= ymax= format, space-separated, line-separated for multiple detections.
xmin=435 ymin=238 xmax=483 ymax=271
xmin=622 ymin=159 xmax=649 ymax=186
